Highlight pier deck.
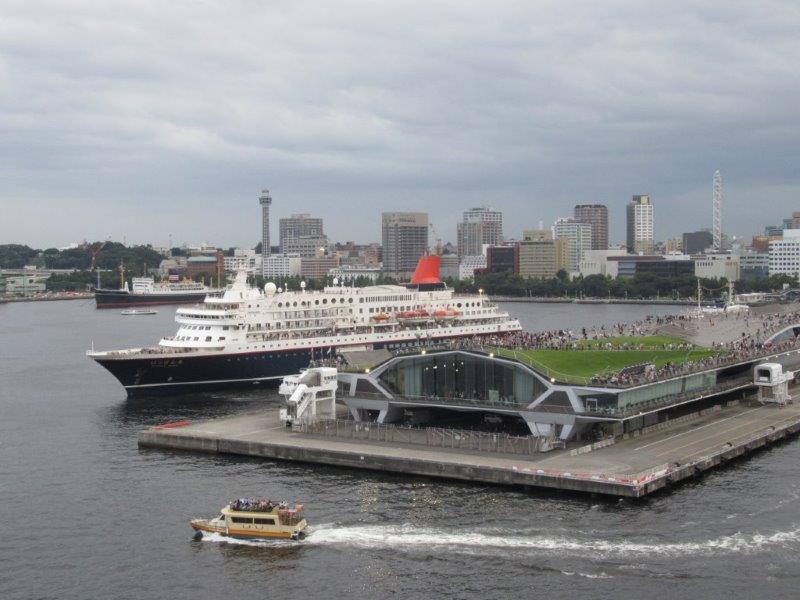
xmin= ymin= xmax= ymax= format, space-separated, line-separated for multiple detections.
xmin=138 ymin=400 xmax=800 ymax=497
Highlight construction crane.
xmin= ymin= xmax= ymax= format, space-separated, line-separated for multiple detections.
xmin=84 ymin=240 xmax=109 ymax=290
xmin=88 ymin=240 xmax=108 ymax=270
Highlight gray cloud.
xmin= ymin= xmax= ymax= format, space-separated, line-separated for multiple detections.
xmin=1 ymin=0 xmax=799 ymax=248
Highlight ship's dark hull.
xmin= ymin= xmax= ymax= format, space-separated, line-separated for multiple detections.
xmin=95 ymin=289 xmax=209 ymax=309
xmin=90 ymin=327 xmax=515 ymax=398
xmin=93 ymin=347 xmax=327 ymax=397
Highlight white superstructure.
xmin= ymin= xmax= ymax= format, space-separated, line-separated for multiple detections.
xmin=108 ymin=272 xmax=521 ymax=358
xmin=130 ymin=277 xmax=210 ymax=294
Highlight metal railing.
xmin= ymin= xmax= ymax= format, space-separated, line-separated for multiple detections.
xmin=343 ymin=374 xmax=755 ymax=420
xmin=299 ymin=418 xmax=554 ymax=456
xmin=347 ymin=390 xmax=576 ymax=413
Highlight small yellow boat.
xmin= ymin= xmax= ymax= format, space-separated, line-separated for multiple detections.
xmin=190 ymin=498 xmax=308 ymax=541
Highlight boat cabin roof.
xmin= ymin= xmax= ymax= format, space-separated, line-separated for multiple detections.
xmin=224 ymin=498 xmax=303 ymax=516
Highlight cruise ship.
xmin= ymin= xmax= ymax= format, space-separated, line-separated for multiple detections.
xmin=88 ymin=256 xmax=522 ymax=397
xmin=95 ymin=277 xmax=221 ymax=309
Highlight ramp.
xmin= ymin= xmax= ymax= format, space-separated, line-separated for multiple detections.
xmin=339 ymin=349 xmax=392 ymax=371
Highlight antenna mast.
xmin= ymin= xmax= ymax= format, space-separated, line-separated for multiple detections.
xmin=712 ymin=170 xmax=723 ymax=251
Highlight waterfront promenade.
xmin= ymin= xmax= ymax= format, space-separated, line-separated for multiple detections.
xmin=139 ymin=399 xmax=800 ymax=498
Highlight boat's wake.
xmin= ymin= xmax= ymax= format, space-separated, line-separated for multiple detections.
xmin=197 ymin=532 xmax=299 ymax=547
xmin=197 ymin=523 xmax=800 ymax=558
xmin=302 ymin=523 xmax=800 ymax=558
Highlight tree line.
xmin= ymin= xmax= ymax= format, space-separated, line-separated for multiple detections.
xmin=452 ymin=271 xmax=798 ymax=299
xmin=0 ymin=243 xmax=163 ymax=271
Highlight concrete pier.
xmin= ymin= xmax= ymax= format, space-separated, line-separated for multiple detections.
xmin=138 ymin=401 xmax=800 ymax=498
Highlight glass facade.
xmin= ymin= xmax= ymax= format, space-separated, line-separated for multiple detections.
xmin=378 ymin=352 xmax=547 ymax=406
xmin=617 ymin=372 xmax=717 ymax=410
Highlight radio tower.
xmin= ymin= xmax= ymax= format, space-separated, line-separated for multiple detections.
xmin=712 ymin=170 xmax=723 ymax=252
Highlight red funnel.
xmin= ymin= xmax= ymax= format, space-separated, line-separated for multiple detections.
xmin=411 ymin=255 xmax=441 ymax=285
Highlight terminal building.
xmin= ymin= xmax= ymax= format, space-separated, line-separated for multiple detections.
xmin=336 ymin=343 xmax=800 ymax=445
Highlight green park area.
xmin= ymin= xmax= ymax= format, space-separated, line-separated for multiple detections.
xmin=492 ymin=335 xmax=719 ymax=384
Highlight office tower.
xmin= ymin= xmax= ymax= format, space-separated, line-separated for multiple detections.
xmin=382 ymin=212 xmax=429 ymax=280
xmin=553 ymin=218 xmax=593 ymax=272
xmin=682 ymin=230 xmax=713 ymax=255
xmin=518 ymin=229 xmax=567 ymax=278
xmin=279 ymin=213 xmax=327 ymax=257
xmin=626 ymin=195 xmax=654 ymax=254
xmin=457 ymin=206 xmax=503 ymax=257
xmin=574 ymin=204 xmax=609 ymax=250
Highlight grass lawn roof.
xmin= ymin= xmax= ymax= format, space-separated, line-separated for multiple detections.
xmin=492 ymin=335 xmax=718 ymax=384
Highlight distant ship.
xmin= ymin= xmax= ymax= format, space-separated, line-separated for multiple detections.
xmin=95 ymin=277 xmax=221 ymax=309
xmin=88 ymin=255 xmax=522 ymax=396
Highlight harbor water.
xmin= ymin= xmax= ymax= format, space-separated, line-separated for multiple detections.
xmin=2 ymin=300 xmax=799 ymax=599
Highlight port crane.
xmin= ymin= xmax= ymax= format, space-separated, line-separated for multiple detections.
xmin=88 ymin=241 xmax=107 ymax=270
xmin=85 ymin=240 xmax=108 ymax=289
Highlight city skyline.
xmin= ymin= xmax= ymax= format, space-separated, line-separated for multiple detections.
xmin=5 ymin=190 xmax=799 ymax=254
xmin=2 ymin=2 xmax=800 ymax=248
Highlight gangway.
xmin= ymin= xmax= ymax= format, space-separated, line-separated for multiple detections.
xmin=754 ymin=363 xmax=796 ymax=405
xmin=279 ymin=367 xmax=338 ymax=429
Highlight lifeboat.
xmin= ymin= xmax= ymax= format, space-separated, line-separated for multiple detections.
xmin=190 ymin=498 xmax=308 ymax=541
xmin=397 ymin=309 xmax=432 ymax=324
xmin=371 ymin=313 xmax=391 ymax=322
xmin=433 ymin=308 xmax=460 ymax=321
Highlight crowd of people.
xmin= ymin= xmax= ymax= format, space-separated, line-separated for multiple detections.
xmin=306 ymin=305 xmax=800 ymax=391
xmin=443 ymin=308 xmax=800 ymax=388
xmin=229 ymin=498 xmax=286 ymax=513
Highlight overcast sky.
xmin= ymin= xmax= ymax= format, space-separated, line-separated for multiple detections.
xmin=2 ymin=1 xmax=799 ymax=249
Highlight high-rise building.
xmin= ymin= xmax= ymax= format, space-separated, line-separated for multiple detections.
xmin=753 ymin=234 xmax=782 ymax=253
xmin=682 ymin=230 xmax=713 ymax=255
xmin=457 ymin=206 xmax=503 ymax=257
xmin=518 ymin=229 xmax=566 ymax=279
xmin=626 ymin=195 xmax=654 ymax=254
xmin=769 ymin=230 xmax=800 ymax=277
xmin=664 ymin=237 xmax=683 ymax=253
xmin=262 ymin=253 xmax=302 ymax=278
xmin=300 ymin=255 xmax=340 ymax=279
xmin=553 ymin=218 xmax=593 ymax=272
xmin=279 ymin=214 xmax=327 ymax=257
xmin=381 ymin=212 xmax=429 ymax=280
xmin=486 ymin=246 xmax=518 ymax=274
xmin=573 ymin=204 xmax=608 ymax=250
xmin=259 ymin=190 xmax=272 ymax=275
